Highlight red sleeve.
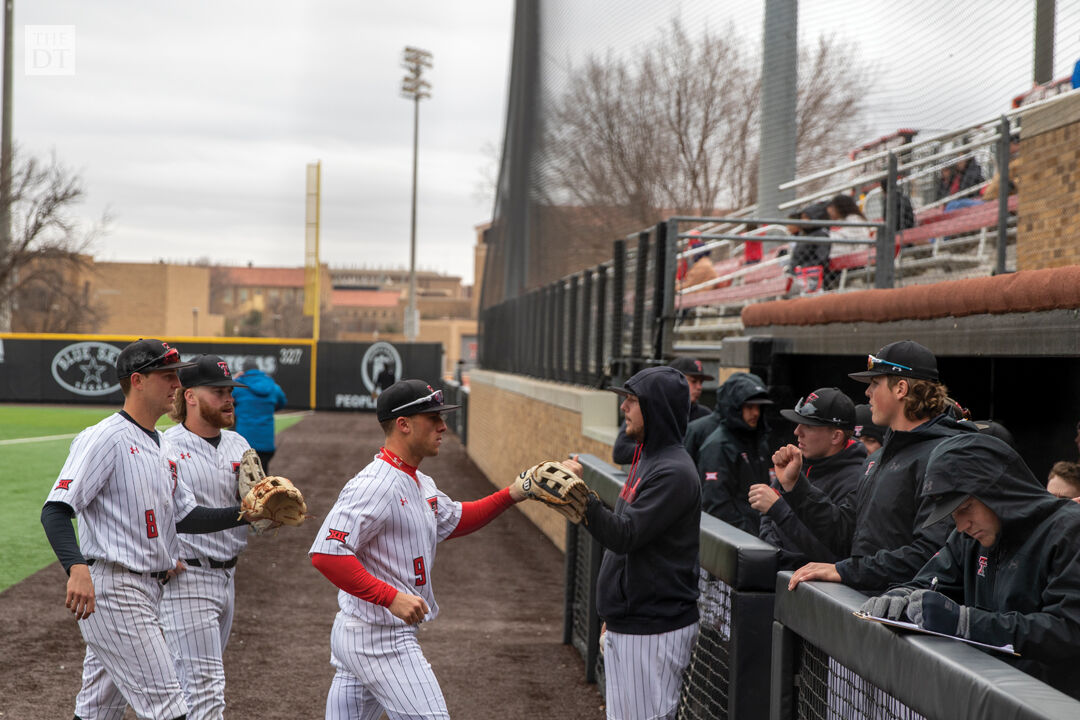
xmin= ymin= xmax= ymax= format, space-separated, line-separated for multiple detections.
xmin=448 ymin=487 xmax=515 ymax=539
xmin=310 ymin=553 xmax=397 ymax=607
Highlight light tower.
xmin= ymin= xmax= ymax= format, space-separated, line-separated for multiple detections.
xmin=400 ymin=46 xmax=432 ymax=341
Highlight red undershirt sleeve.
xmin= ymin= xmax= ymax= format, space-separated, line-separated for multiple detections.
xmin=310 ymin=553 xmax=398 ymax=607
xmin=447 ymin=487 xmax=516 ymax=539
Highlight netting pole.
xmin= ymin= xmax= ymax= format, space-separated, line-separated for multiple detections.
xmin=996 ymin=115 xmax=1011 ymax=276
xmin=875 ymin=153 xmax=897 ymax=289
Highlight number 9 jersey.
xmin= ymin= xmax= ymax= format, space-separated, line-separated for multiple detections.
xmin=308 ymin=450 xmax=462 ymax=625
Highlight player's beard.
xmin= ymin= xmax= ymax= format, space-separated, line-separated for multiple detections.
xmin=197 ymin=395 xmax=235 ymax=430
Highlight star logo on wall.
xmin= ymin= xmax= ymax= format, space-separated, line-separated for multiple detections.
xmin=79 ymin=358 xmax=107 ymax=384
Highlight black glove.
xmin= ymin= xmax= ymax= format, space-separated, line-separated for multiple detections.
xmin=859 ymin=587 xmax=915 ymax=620
xmin=905 ymin=590 xmax=970 ymax=637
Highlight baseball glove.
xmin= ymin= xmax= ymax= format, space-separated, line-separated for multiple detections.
xmin=239 ymin=475 xmax=310 ymax=527
xmin=513 ymin=460 xmax=597 ymax=524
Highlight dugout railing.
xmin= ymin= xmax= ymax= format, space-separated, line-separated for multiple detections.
xmin=772 ymin=571 xmax=1080 ymax=720
xmin=566 ymin=453 xmax=780 ymax=720
xmin=438 ymin=379 xmax=469 ymax=446
xmin=564 ymin=455 xmax=1080 ymax=720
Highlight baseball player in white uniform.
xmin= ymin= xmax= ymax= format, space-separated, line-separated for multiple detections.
xmin=161 ymin=354 xmax=254 ymax=720
xmin=309 ymin=379 xmax=532 ymax=720
xmin=40 ymin=339 xmax=259 ymax=720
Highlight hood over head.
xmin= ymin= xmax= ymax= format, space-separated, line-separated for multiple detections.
xmin=921 ymin=433 xmax=1065 ymax=533
xmin=619 ymin=366 xmax=690 ymax=453
xmin=715 ymin=372 xmax=772 ymax=432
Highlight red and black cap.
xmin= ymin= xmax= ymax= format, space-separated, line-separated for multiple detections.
xmin=779 ymin=387 xmax=854 ymax=429
xmin=848 ymin=340 xmax=939 ymax=383
xmin=115 ymin=339 xmax=197 ymax=379
xmin=179 ymin=355 xmax=248 ymax=389
xmin=668 ymin=357 xmax=715 ymax=381
xmin=376 ymin=379 xmax=460 ymax=422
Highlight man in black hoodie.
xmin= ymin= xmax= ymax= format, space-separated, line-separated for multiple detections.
xmin=783 ymin=340 xmax=973 ymax=591
xmin=578 ymin=366 xmax=702 ymax=720
xmin=861 ymin=434 xmax=1080 ymax=699
xmin=695 ymin=372 xmax=773 ymax=534
xmin=751 ymin=388 xmax=866 ymax=569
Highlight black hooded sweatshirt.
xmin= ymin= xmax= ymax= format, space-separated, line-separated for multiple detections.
xmin=695 ymin=373 xmax=772 ymax=535
xmin=783 ymin=412 xmax=973 ymax=590
xmin=759 ymin=439 xmax=866 ymax=569
xmin=904 ymin=434 xmax=1080 ymax=699
xmin=585 ymin=366 xmax=701 ymax=634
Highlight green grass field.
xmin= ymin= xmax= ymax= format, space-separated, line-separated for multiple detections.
xmin=0 ymin=404 xmax=307 ymax=592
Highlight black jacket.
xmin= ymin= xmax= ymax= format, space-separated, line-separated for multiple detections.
xmin=612 ymin=401 xmax=710 ymax=465
xmin=905 ymin=434 xmax=1080 ymax=698
xmin=586 ymin=367 xmax=701 ymax=635
xmin=684 ymin=410 xmax=722 ymax=466
xmin=759 ymin=440 xmax=866 ymax=569
xmin=783 ymin=413 xmax=973 ymax=590
xmin=696 ymin=373 xmax=772 ymax=535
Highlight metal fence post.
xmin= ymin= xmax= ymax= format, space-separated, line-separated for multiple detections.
xmin=542 ymin=285 xmax=554 ymax=380
xmin=996 ymin=114 xmax=1011 ymax=275
xmin=651 ymin=221 xmax=668 ymax=362
xmin=568 ymin=274 xmax=580 ymax=384
xmin=769 ymin=622 xmax=799 ymax=720
xmin=876 ymin=152 xmax=897 ymax=289
xmin=630 ymin=231 xmax=649 ymax=373
xmin=581 ymin=269 xmax=593 ymax=386
xmin=554 ymin=280 xmax=566 ymax=382
xmin=611 ymin=240 xmax=626 ymax=383
xmin=594 ymin=265 xmax=607 ymax=387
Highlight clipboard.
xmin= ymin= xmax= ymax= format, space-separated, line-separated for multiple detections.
xmin=853 ymin=612 xmax=1020 ymax=656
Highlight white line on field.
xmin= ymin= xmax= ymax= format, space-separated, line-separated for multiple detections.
xmin=0 ymin=432 xmax=77 ymax=445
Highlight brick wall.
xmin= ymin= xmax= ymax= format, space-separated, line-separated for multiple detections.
xmin=1017 ymin=92 xmax=1080 ymax=270
xmin=466 ymin=370 xmax=618 ymax=550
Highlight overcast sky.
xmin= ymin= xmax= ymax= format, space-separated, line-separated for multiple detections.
xmin=14 ymin=1 xmax=513 ymax=285
xmin=11 ymin=2 xmax=1080 ymax=287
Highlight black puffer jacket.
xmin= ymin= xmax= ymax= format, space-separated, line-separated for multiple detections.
xmin=759 ymin=440 xmax=866 ymax=569
xmin=783 ymin=412 xmax=973 ymax=590
xmin=904 ymin=434 xmax=1080 ymax=698
xmin=586 ymin=366 xmax=701 ymax=635
xmin=695 ymin=373 xmax=772 ymax=534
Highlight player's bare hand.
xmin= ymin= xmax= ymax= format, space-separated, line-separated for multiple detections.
xmin=389 ymin=592 xmax=430 ymax=625
xmin=772 ymin=444 xmax=803 ymax=492
xmin=564 ymin=455 xmax=584 ymax=478
xmin=66 ymin=564 xmax=96 ymax=620
xmin=788 ymin=562 xmax=841 ymax=591
xmin=166 ymin=559 xmax=187 ymax=580
xmin=748 ymin=484 xmax=780 ymax=514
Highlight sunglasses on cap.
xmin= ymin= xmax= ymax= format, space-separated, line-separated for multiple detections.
xmin=129 ymin=347 xmax=182 ymax=376
xmin=391 ymin=388 xmax=444 ymax=414
xmin=794 ymin=395 xmax=820 ymax=417
xmin=866 ymin=353 xmax=912 ymax=373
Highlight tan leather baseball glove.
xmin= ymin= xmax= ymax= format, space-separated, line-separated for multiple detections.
xmin=512 ymin=460 xmax=597 ymax=524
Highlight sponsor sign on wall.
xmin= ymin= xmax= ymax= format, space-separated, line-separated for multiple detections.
xmin=316 ymin=341 xmax=441 ymax=411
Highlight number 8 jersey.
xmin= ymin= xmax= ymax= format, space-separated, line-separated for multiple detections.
xmin=46 ymin=413 xmax=197 ymax=572
xmin=309 ymin=450 xmax=462 ymax=625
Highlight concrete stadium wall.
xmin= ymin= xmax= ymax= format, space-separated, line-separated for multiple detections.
xmin=466 ymin=369 xmax=619 ymax=549
xmin=1017 ymin=90 xmax=1080 ymax=270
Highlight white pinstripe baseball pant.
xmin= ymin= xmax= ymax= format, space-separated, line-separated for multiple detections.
xmin=324 ymin=611 xmax=449 ymax=720
xmin=73 ymin=562 xmax=188 ymax=720
xmin=161 ymin=563 xmax=236 ymax=720
xmin=603 ymin=623 xmax=698 ymax=720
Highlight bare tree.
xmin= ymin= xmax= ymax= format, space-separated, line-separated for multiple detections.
xmin=539 ymin=21 xmax=871 ymax=240
xmin=0 ymin=149 xmax=108 ymax=332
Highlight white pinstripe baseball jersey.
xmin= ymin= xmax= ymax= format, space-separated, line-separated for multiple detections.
xmin=309 ymin=451 xmax=463 ymax=625
xmin=162 ymin=424 xmax=251 ymax=562
xmin=46 ymin=413 xmax=197 ymax=572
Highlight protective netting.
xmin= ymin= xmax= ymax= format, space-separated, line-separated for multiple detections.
xmin=797 ymin=642 xmax=927 ymax=720
xmin=676 ymin=570 xmax=733 ymax=719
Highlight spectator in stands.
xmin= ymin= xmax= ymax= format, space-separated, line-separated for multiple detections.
xmin=935 ymin=158 xmax=985 ymax=210
xmin=233 ymin=359 xmax=288 ymax=472
xmin=853 ymin=403 xmax=886 ymax=455
xmin=752 ymin=388 xmax=866 ymax=569
xmin=612 ymin=358 xmax=714 ymax=465
xmin=785 ymin=207 xmax=831 ymax=294
xmin=1047 ymin=461 xmax=1080 ymax=501
xmin=781 ymin=340 xmax=974 ymax=591
xmin=695 ymin=372 xmax=773 ymax=534
xmin=825 ymin=194 xmax=872 ymax=242
xmin=861 ymin=434 xmax=1080 ymax=699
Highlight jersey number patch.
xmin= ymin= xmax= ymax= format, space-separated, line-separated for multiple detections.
xmin=145 ymin=509 xmax=159 ymax=538
xmin=413 ymin=556 xmax=427 ymax=587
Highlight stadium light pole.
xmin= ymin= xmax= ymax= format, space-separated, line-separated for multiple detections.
xmin=0 ymin=0 xmax=14 ymax=332
xmin=400 ymin=46 xmax=432 ymax=342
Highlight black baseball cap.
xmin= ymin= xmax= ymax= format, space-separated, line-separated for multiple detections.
xmin=848 ymin=340 xmax=939 ymax=383
xmin=853 ymin=404 xmax=886 ymax=441
xmin=179 ymin=355 xmax=248 ymax=389
xmin=376 ymin=379 xmax=460 ymax=422
xmin=921 ymin=491 xmax=970 ymax=528
xmin=668 ymin=357 xmax=715 ymax=381
xmin=779 ymin=387 xmax=855 ymax=429
xmin=115 ymin=339 xmax=197 ymax=379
